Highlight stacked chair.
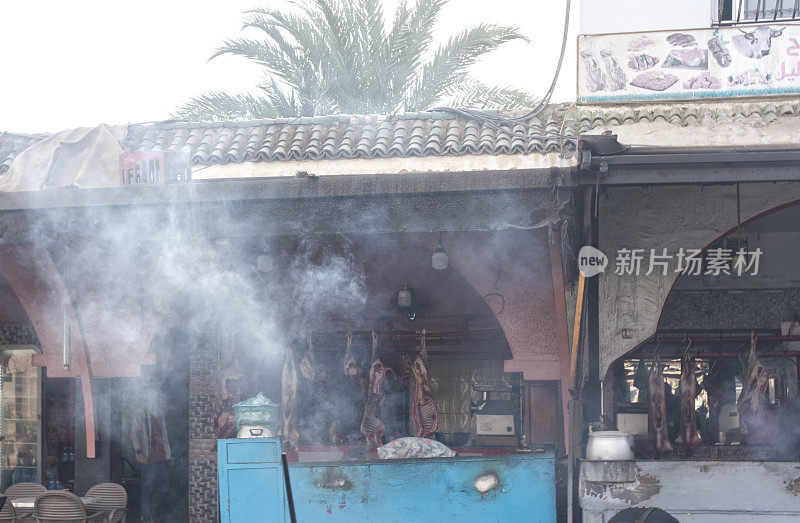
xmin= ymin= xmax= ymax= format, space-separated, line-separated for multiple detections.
xmin=2 ymin=483 xmax=47 ymax=522
xmin=32 ymin=491 xmax=103 ymax=523
xmin=84 ymin=483 xmax=128 ymax=523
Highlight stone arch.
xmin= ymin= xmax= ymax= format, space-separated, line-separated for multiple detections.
xmin=599 ymin=183 xmax=800 ymax=379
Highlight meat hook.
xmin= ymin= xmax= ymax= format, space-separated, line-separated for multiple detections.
xmin=651 ymin=336 xmax=662 ymax=358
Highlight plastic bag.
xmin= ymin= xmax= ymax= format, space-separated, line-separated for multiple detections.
xmin=377 ymin=437 xmax=456 ymax=459
xmin=233 ymin=393 xmax=280 ymax=432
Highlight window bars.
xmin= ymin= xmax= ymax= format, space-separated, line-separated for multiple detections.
xmin=718 ymin=0 xmax=800 ymax=24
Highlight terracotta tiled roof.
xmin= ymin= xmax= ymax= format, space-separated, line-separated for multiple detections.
xmin=122 ymin=108 xmax=573 ymax=165
xmin=3 ymin=101 xmax=800 ymax=173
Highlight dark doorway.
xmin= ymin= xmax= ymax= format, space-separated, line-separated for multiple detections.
xmin=120 ymin=327 xmax=190 ymax=522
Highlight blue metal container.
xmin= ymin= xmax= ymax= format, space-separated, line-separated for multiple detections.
xmin=218 ymin=438 xmax=556 ymax=522
xmin=218 ymin=438 xmax=286 ymax=523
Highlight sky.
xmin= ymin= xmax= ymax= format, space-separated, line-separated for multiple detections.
xmin=0 ymin=1 xmax=577 ymax=134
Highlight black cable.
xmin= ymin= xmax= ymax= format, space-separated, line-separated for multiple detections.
xmin=435 ymin=0 xmax=571 ymax=125
xmin=506 ymin=0 xmax=572 ymax=121
xmin=129 ymin=2 xmax=577 ymax=153
xmin=282 ymin=453 xmax=297 ymax=523
xmin=430 ymin=0 xmax=575 ymax=141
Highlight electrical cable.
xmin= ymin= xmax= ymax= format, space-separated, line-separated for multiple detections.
xmin=431 ymin=0 xmax=573 ymax=137
xmin=128 ymin=1 xmax=577 ymax=159
xmin=507 ymin=0 xmax=572 ymax=121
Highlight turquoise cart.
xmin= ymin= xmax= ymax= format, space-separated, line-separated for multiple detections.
xmin=218 ymin=438 xmax=556 ymax=522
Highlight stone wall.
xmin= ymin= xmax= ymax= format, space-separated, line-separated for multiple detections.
xmin=0 ymin=324 xmax=37 ymax=345
xmin=189 ymin=326 xmax=219 ymax=523
xmin=660 ymin=288 xmax=800 ymax=331
xmin=598 ymin=182 xmax=800 ymax=378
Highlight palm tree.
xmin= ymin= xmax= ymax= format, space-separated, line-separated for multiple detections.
xmin=175 ymin=0 xmax=536 ymax=121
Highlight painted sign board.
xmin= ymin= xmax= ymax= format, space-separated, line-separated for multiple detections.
xmin=578 ymin=24 xmax=800 ymax=103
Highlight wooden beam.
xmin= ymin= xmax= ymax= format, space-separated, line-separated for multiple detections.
xmin=569 ymin=273 xmax=586 ymax=390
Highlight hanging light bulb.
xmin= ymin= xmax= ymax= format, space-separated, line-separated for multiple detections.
xmin=255 ymin=242 xmax=273 ymax=273
xmin=397 ymin=282 xmax=412 ymax=308
xmin=432 ymin=232 xmax=449 ymax=270
xmin=62 ymin=304 xmax=70 ymax=371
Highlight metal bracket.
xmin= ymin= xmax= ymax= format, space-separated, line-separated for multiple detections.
xmin=579 ymin=149 xmax=592 ymax=170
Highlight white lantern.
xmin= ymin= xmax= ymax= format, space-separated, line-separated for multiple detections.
xmin=432 ymin=233 xmax=448 ymax=271
xmin=397 ymin=283 xmax=412 ymax=308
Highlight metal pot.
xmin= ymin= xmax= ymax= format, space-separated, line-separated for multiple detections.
xmin=586 ymin=431 xmax=634 ymax=461
xmin=237 ymin=425 xmax=274 ymax=438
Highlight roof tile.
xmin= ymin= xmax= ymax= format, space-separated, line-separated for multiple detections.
xmin=4 ymin=101 xmax=800 ymax=174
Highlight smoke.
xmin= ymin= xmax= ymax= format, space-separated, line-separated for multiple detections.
xmin=288 ymin=236 xmax=367 ymax=331
xmin=12 ymin=192 xmax=369 ymax=494
xmin=46 ymin=204 xmax=368 ymax=372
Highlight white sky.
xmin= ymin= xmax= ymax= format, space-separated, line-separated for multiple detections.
xmin=0 ymin=1 xmax=577 ymax=134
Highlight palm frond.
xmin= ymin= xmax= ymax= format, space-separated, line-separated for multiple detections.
xmin=442 ymin=78 xmax=538 ymax=110
xmin=173 ymin=92 xmax=283 ymax=121
xmin=408 ymin=23 xmax=529 ymax=110
xmin=257 ymin=76 xmax=310 ymax=116
xmin=211 ymin=37 xmax=300 ymax=83
xmin=179 ymin=0 xmax=535 ymax=119
xmin=387 ymin=0 xmax=447 ymax=106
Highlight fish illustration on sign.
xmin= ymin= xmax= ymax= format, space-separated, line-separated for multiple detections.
xmin=600 ymin=49 xmax=627 ymax=90
xmin=628 ymin=53 xmax=659 ymax=70
xmin=580 ymin=50 xmax=607 ymax=92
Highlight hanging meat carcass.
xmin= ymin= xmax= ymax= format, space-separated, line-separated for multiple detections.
xmin=360 ymin=331 xmax=387 ymax=448
xmin=412 ymin=329 xmax=438 ymax=438
xmin=344 ymin=330 xmax=358 ymax=378
xmin=281 ymin=346 xmax=300 ymax=451
xmin=738 ymin=331 xmax=768 ymax=435
xmin=648 ymin=357 xmax=673 ymax=453
xmin=212 ymin=340 xmax=247 ymax=440
xmin=396 ymin=352 xmax=411 ymax=384
xmin=675 ymin=354 xmax=701 ymax=449
xmin=300 ymin=332 xmax=316 ymax=381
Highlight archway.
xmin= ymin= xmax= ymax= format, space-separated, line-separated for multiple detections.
xmin=599 ymin=183 xmax=800 ymax=380
xmin=604 ymin=198 xmax=800 ymax=454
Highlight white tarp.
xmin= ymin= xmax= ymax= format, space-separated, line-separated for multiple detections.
xmin=1 ymin=124 xmax=126 ymax=192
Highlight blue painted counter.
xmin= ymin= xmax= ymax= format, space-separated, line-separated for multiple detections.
xmin=219 ymin=438 xmax=556 ymax=522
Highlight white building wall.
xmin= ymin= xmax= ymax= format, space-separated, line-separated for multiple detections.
xmin=580 ymin=0 xmax=714 ymax=35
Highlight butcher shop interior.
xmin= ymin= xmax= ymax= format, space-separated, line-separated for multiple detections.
xmin=605 ymin=202 xmax=800 ymax=461
xmin=213 ymin=230 xmax=562 ymax=459
xmin=0 ymin=220 xmax=565 ymax=520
